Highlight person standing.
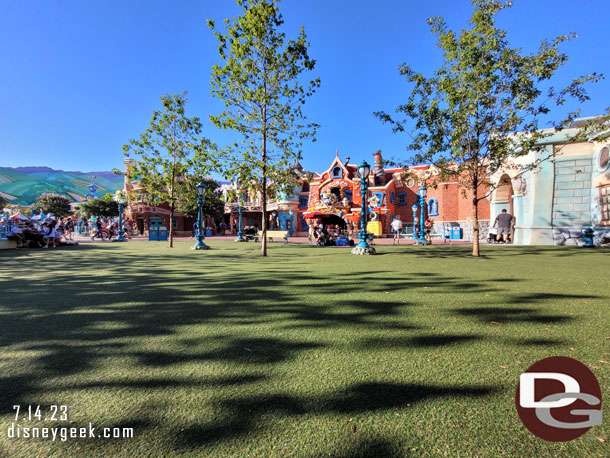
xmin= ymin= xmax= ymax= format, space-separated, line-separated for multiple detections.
xmin=390 ymin=216 xmax=403 ymax=245
xmin=493 ymin=209 xmax=514 ymax=243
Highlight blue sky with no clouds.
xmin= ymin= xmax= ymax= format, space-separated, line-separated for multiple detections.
xmin=1 ymin=0 xmax=609 ymax=174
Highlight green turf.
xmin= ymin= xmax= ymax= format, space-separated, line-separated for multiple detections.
xmin=0 ymin=241 xmax=608 ymax=457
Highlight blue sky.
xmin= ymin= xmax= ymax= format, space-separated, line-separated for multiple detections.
xmin=1 ymin=0 xmax=609 ymax=174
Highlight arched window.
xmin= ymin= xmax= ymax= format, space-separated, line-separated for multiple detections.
xmin=332 ymin=166 xmax=343 ymax=178
xmin=390 ymin=191 xmax=396 ymax=204
xmin=428 ymin=198 xmax=439 ymax=216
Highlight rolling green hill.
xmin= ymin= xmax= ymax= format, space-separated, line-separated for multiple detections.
xmin=0 ymin=167 xmax=124 ymax=205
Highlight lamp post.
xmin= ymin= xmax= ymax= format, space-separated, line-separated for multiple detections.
xmin=192 ymin=181 xmax=210 ymax=250
xmin=416 ymin=186 xmax=429 ymax=245
xmin=113 ymin=191 xmax=128 ymax=242
xmin=412 ymin=204 xmax=419 ymax=241
xmin=351 ymin=160 xmax=376 ymax=255
xmin=233 ymin=180 xmax=246 ymax=242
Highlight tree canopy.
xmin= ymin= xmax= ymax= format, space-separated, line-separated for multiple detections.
xmin=123 ymin=92 xmax=219 ymax=248
xmin=375 ymin=0 xmax=606 ymax=256
xmin=32 ymin=193 xmax=72 ymax=217
xmin=78 ymin=193 xmax=119 ymax=220
xmin=175 ymin=177 xmax=226 ymax=223
xmin=208 ymin=0 xmax=319 ymax=256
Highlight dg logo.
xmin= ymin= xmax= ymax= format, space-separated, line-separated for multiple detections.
xmin=515 ymin=356 xmax=603 ymax=442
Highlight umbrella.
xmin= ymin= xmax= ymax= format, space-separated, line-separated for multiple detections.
xmin=31 ymin=212 xmax=46 ymax=221
xmin=10 ymin=212 xmax=30 ymax=221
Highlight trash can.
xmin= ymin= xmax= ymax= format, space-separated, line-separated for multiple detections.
xmin=148 ymin=228 xmax=159 ymax=241
xmin=450 ymin=227 xmax=462 ymax=240
xmin=205 ymin=227 xmax=213 ymax=237
xmin=158 ymin=226 xmax=168 ymax=241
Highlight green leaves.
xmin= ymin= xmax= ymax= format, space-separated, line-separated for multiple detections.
xmin=32 ymin=194 xmax=72 ymax=217
xmin=377 ymin=0 xmax=607 ymax=256
xmin=122 ymin=92 xmax=220 ymax=247
xmin=78 ymin=193 xmax=119 ymax=219
xmin=208 ymin=0 xmax=319 ymax=255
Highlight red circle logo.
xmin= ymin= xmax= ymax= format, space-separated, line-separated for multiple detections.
xmin=515 ymin=356 xmax=602 ymax=442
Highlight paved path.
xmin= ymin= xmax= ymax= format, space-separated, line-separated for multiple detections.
xmin=75 ymin=234 xmax=476 ymax=246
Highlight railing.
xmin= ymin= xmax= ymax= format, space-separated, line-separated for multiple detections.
xmin=0 ymin=221 xmax=13 ymax=239
xmin=224 ymin=203 xmax=262 ymax=212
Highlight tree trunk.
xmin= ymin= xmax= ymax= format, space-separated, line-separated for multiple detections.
xmin=261 ymin=135 xmax=268 ymax=257
xmin=472 ymin=192 xmax=479 ymax=257
xmin=169 ymin=203 xmax=174 ymax=248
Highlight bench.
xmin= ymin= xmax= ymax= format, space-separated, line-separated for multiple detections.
xmin=256 ymin=230 xmax=289 ymax=243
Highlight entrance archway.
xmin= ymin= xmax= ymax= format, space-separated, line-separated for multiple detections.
xmin=495 ymin=174 xmax=514 ymax=214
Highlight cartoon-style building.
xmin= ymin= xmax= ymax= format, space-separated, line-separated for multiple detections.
xmin=223 ymin=150 xmax=491 ymax=239
xmin=122 ymin=158 xmax=196 ymax=236
xmin=299 ymin=150 xmax=490 ymax=238
xmin=490 ymin=121 xmax=610 ymax=245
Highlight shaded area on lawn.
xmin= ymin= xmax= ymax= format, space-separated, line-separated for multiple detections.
xmin=0 ymin=242 xmax=606 ymax=455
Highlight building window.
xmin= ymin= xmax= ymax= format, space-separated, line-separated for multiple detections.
xmin=600 ymin=185 xmax=610 ymax=223
xmin=299 ymin=214 xmax=309 ymax=230
xmin=332 ymin=166 xmax=343 ymax=178
xmin=428 ymin=198 xmax=439 ymax=216
xmin=406 ymin=178 xmax=415 ymax=188
xmin=302 ymin=183 xmax=310 ymax=192
xmin=299 ymin=196 xmax=308 ymax=208
xmin=397 ymin=192 xmax=406 ymax=206
xmin=390 ymin=191 xmax=395 ymax=204
xmin=345 ymin=190 xmax=352 ymax=202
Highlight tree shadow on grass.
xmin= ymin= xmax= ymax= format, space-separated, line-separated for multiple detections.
xmin=451 ymin=306 xmax=573 ymax=324
xmin=175 ymin=382 xmax=498 ymax=448
xmin=359 ymin=334 xmax=481 ymax=350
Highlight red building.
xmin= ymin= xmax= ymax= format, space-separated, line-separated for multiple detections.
xmin=298 ymin=151 xmax=490 ymax=239
xmin=122 ymin=158 xmax=197 ymax=236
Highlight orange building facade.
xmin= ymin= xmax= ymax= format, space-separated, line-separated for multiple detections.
xmin=294 ymin=151 xmax=491 ymax=240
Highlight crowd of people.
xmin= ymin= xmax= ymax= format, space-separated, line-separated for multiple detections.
xmin=89 ymin=219 xmax=131 ymax=241
xmin=4 ymin=216 xmax=79 ymax=248
xmin=2 ymin=215 xmax=135 ymax=249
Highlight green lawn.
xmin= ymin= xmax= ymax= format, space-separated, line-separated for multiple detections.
xmin=0 ymin=241 xmax=608 ymax=457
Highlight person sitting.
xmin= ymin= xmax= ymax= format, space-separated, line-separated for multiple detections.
xmin=7 ymin=223 xmax=25 ymax=247
xmin=23 ymin=223 xmax=44 ymax=248
xmin=42 ymin=222 xmax=57 ymax=248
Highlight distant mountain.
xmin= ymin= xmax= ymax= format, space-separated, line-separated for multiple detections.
xmin=0 ymin=166 xmax=124 ymax=205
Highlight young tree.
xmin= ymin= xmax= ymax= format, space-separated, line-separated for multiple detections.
xmin=78 ymin=193 xmax=119 ymax=220
xmin=208 ymin=0 xmax=320 ymax=256
xmin=33 ymin=193 xmax=72 ymax=217
xmin=123 ymin=93 xmax=219 ymax=248
xmin=175 ymin=177 xmax=226 ymax=223
xmin=375 ymin=0 xmax=604 ymax=256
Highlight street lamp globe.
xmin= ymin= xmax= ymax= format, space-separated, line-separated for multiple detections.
xmin=196 ymin=181 xmax=206 ymax=197
xmin=418 ymin=186 xmax=427 ymax=198
xmin=357 ymin=160 xmax=371 ymax=180
xmin=113 ymin=191 xmax=127 ymax=205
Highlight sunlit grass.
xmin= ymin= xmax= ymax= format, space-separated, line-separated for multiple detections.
xmin=0 ymin=242 xmax=608 ymax=457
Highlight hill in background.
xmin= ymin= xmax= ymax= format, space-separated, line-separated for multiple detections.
xmin=0 ymin=166 xmax=124 ymax=205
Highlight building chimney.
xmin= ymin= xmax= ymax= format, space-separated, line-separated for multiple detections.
xmin=373 ymin=150 xmax=385 ymax=185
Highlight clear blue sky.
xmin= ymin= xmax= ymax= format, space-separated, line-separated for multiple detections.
xmin=1 ymin=0 xmax=609 ymax=174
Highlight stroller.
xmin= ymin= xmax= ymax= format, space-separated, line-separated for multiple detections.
xmin=488 ymin=228 xmax=511 ymax=244
xmin=242 ymin=226 xmax=258 ymax=241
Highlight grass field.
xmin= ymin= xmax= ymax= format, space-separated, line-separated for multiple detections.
xmin=0 ymin=241 xmax=608 ymax=457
